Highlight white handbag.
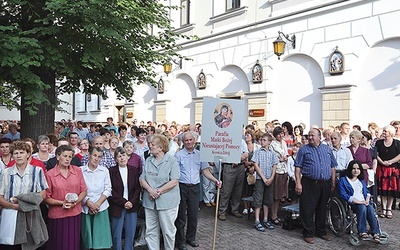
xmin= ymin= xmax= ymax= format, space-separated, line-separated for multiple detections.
xmin=0 ymin=208 xmax=18 ymax=245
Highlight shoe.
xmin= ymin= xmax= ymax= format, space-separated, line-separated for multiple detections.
xmin=186 ymin=240 xmax=199 ymax=247
xmin=232 ymin=212 xmax=243 ymax=218
xmin=249 ymin=208 xmax=254 ymax=213
xmin=386 ymin=209 xmax=393 ymax=219
xmin=211 ymin=201 xmax=216 ymax=206
xmin=372 ymin=234 xmax=380 ymax=243
xmin=178 ymin=245 xmax=187 ymax=250
xmin=379 ymin=209 xmax=386 ymax=218
xmin=263 ymin=221 xmax=275 ymax=230
xmin=218 ymin=214 xmax=226 ymax=221
xmin=242 ymin=209 xmax=248 ymax=215
xmin=318 ymin=234 xmax=333 ymax=241
xmin=205 ymin=203 xmax=212 ymax=207
xmin=271 ymin=218 xmax=282 ymax=225
xmin=255 ymin=221 xmax=265 ymax=232
xmin=359 ymin=233 xmax=370 ymax=240
xmin=304 ymin=237 xmax=315 ymax=244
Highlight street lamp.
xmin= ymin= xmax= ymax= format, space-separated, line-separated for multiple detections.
xmin=273 ymin=31 xmax=296 ymax=60
xmin=163 ymin=59 xmax=182 ymax=76
xmin=163 ymin=62 xmax=172 ymax=76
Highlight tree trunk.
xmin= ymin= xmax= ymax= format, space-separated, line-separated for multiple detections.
xmin=20 ymin=70 xmax=56 ymax=141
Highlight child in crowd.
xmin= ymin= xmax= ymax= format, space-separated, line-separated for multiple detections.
xmin=287 ymin=142 xmax=302 ymax=205
xmin=251 ymin=133 xmax=279 ymax=232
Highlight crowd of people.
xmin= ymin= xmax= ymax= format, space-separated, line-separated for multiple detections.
xmin=0 ymin=118 xmax=400 ymax=249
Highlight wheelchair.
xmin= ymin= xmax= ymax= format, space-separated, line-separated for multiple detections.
xmin=326 ymin=195 xmax=389 ymax=246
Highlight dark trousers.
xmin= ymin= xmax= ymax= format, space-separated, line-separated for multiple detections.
xmin=175 ymin=183 xmax=200 ymax=246
xmin=300 ymin=177 xmax=331 ymax=238
xmin=219 ymin=164 xmax=245 ymax=215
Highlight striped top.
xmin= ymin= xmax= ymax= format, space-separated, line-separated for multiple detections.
xmin=0 ymin=164 xmax=48 ymax=200
xmin=294 ymin=143 xmax=337 ymax=180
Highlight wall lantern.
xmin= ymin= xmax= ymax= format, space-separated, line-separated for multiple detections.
xmin=273 ymin=31 xmax=296 ymax=60
xmin=163 ymin=62 xmax=172 ymax=76
xmin=163 ymin=59 xmax=182 ymax=76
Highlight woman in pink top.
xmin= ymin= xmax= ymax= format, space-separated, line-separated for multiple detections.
xmin=45 ymin=145 xmax=87 ymax=250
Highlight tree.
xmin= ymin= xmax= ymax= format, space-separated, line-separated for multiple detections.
xmin=0 ymin=0 xmax=187 ymax=140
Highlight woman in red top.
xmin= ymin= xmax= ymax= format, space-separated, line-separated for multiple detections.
xmin=45 ymin=145 xmax=87 ymax=250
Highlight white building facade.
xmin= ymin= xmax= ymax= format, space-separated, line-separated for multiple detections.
xmin=73 ymin=0 xmax=400 ymax=128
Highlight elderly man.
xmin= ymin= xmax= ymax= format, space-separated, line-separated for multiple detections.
xmin=81 ymin=136 xmax=115 ymax=168
xmin=3 ymin=123 xmax=20 ymax=141
xmin=295 ymin=128 xmax=337 ymax=244
xmin=330 ymin=132 xmax=353 ymax=173
xmin=174 ymin=131 xmax=221 ymax=250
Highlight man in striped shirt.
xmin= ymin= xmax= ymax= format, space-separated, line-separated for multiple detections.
xmin=295 ymin=128 xmax=337 ymax=244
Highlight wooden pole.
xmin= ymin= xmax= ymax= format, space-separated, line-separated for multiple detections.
xmin=212 ymin=159 xmax=222 ymax=250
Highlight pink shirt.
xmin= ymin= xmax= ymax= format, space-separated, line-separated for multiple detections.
xmin=45 ymin=165 xmax=87 ymax=219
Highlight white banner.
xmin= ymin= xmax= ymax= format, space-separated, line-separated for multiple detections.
xmin=200 ymin=97 xmax=245 ymax=163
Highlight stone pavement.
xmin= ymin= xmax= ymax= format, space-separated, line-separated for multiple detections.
xmin=137 ymin=202 xmax=400 ymax=250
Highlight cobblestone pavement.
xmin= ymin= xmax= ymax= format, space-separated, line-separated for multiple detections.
xmin=137 ymin=202 xmax=400 ymax=250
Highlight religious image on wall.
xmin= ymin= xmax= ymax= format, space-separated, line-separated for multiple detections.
xmin=252 ymin=60 xmax=263 ymax=83
xmin=329 ymin=46 xmax=344 ymax=75
xmin=213 ymin=103 xmax=233 ymax=128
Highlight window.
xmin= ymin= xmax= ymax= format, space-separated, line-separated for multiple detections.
xmin=181 ymin=0 xmax=190 ymax=26
xmin=226 ymin=0 xmax=240 ymax=11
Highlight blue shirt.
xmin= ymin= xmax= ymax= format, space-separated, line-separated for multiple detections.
xmin=3 ymin=132 xmax=20 ymax=141
xmin=294 ymin=143 xmax=337 ymax=180
xmin=175 ymin=148 xmax=208 ymax=184
xmin=86 ymin=131 xmax=99 ymax=144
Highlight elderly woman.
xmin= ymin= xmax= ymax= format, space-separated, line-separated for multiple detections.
xmin=269 ymin=126 xmax=289 ymax=225
xmin=375 ymin=125 xmax=400 ymax=219
xmin=45 ymin=145 xmax=87 ymax=250
xmin=32 ymin=135 xmax=54 ymax=166
xmin=76 ymin=138 xmax=90 ymax=161
xmin=108 ymin=147 xmax=141 ymax=250
xmin=348 ymin=130 xmax=372 ymax=185
xmin=81 ymin=147 xmax=113 ymax=249
xmin=140 ymin=134 xmax=180 ymax=250
xmin=0 ymin=141 xmax=48 ymax=250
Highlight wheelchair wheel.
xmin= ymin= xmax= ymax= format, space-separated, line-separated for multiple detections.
xmin=379 ymin=231 xmax=389 ymax=245
xmin=327 ymin=197 xmax=346 ymax=237
xmin=349 ymin=234 xmax=361 ymax=246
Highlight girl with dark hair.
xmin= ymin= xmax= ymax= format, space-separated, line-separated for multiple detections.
xmin=294 ymin=125 xmax=303 ymax=143
xmin=338 ymin=160 xmax=380 ymax=242
xmin=282 ymin=121 xmax=295 ymax=155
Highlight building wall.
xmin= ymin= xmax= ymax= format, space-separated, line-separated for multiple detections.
xmin=72 ymin=0 xmax=400 ymax=129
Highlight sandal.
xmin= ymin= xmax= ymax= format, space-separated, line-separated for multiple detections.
xmin=359 ymin=233 xmax=369 ymax=239
xmin=372 ymin=234 xmax=380 ymax=243
xmin=271 ymin=218 xmax=282 ymax=225
xmin=379 ymin=209 xmax=386 ymax=218
xmin=386 ymin=209 xmax=393 ymax=219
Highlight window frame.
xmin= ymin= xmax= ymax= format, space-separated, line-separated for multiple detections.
xmin=180 ymin=0 xmax=190 ymax=26
xmin=226 ymin=0 xmax=240 ymax=11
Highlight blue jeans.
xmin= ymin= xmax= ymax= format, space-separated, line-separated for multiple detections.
xmin=351 ymin=203 xmax=379 ymax=235
xmin=111 ymin=210 xmax=137 ymax=250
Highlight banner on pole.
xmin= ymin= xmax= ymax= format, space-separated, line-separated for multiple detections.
xmin=200 ymin=97 xmax=245 ymax=163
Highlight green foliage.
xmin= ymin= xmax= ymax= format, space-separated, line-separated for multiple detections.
xmin=0 ymin=0 xmax=189 ymax=115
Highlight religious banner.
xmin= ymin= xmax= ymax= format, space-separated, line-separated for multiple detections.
xmin=200 ymin=97 xmax=245 ymax=163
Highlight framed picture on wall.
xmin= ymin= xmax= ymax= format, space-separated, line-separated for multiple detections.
xmin=329 ymin=46 xmax=344 ymax=75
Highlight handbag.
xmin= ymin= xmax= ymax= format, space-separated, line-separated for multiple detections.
xmin=0 ymin=208 xmax=18 ymax=245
